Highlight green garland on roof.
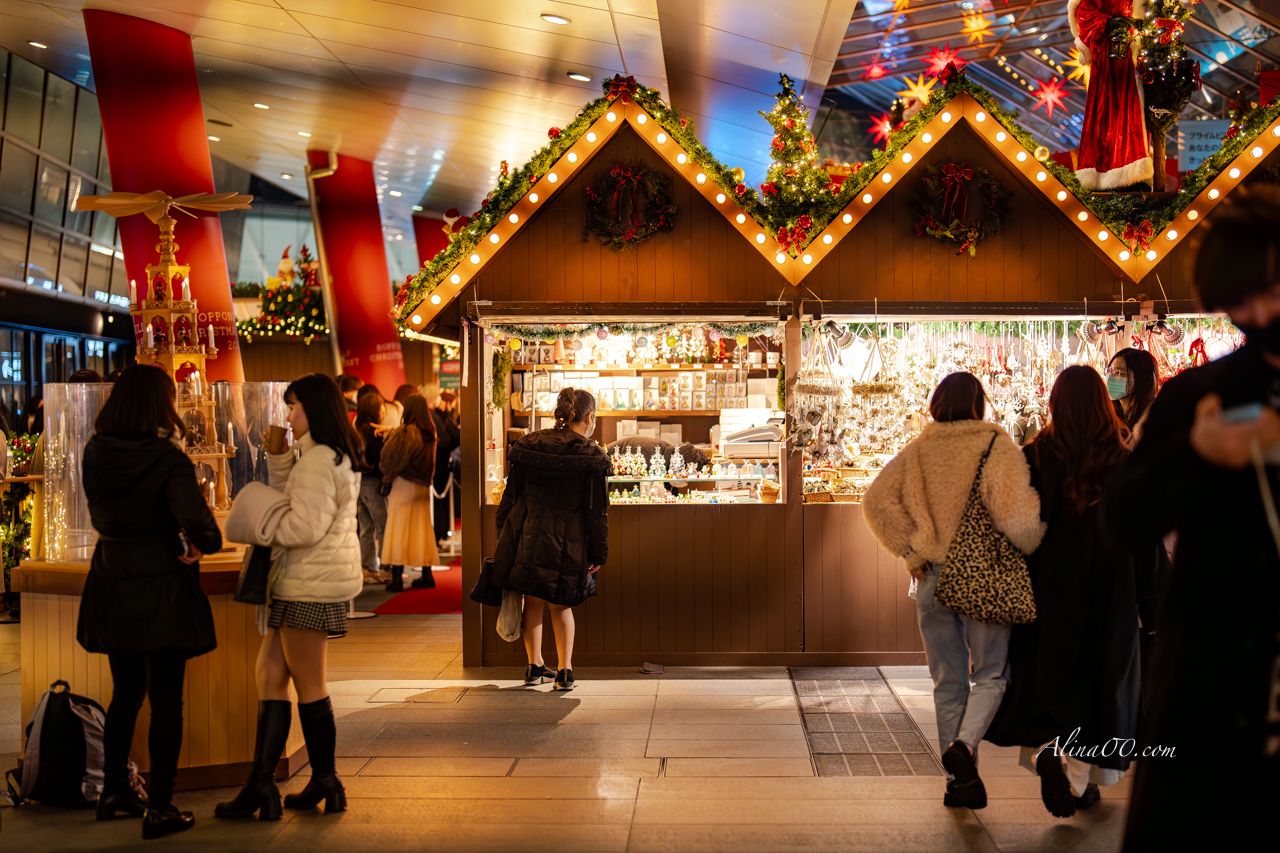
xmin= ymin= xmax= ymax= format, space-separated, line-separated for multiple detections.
xmin=397 ymin=71 xmax=1280 ymax=327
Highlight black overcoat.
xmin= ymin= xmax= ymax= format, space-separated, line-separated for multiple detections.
xmin=76 ymin=435 xmax=223 ymax=658
xmin=985 ymin=445 xmax=1140 ymax=771
xmin=492 ymin=428 xmax=609 ymax=607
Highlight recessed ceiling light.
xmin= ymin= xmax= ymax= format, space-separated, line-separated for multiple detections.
xmin=298 ymin=131 xmax=311 ymax=137
xmin=29 ymin=41 xmax=47 ymax=49
xmin=389 ymin=190 xmax=402 ymax=197
xmin=567 ymin=71 xmax=591 ymax=82
xmin=253 ymin=103 xmax=269 ymax=109
xmin=412 ymin=205 xmax=424 ymax=211
xmin=280 ymin=173 xmax=293 ymax=180
xmin=541 ymin=13 xmax=571 ymax=25
xmin=207 ymin=135 xmax=220 ymax=141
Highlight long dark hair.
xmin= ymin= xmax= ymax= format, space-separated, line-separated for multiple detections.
xmin=354 ymin=390 xmax=385 ymax=430
xmin=284 ymin=374 xmax=364 ymax=466
xmin=401 ymin=394 xmax=437 ymax=442
xmin=929 ymin=372 xmax=988 ymax=422
xmin=1108 ymin=347 xmax=1158 ymax=430
xmin=1026 ymin=366 xmax=1129 ymax=516
xmin=95 ymin=365 xmax=184 ymax=439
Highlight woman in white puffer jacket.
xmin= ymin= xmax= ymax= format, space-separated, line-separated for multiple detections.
xmin=217 ymin=374 xmax=363 ymax=822
xmin=863 ymin=372 xmax=1045 ymax=813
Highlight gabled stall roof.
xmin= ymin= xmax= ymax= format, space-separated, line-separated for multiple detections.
xmin=403 ymin=94 xmax=789 ymax=332
xmin=793 ymin=85 xmax=1280 ymax=287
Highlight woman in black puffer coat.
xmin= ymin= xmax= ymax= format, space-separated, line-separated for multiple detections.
xmin=77 ymin=365 xmax=222 ymax=840
xmin=492 ymin=387 xmax=609 ymax=692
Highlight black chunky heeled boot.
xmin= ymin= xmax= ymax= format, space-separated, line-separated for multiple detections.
xmin=214 ymin=700 xmax=291 ymax=820
xmin=283 ymin=697 xmax=347 ymax=814
xmin=385 ymin=565 xmax=404 ymax=593
xmin=96 ymin=786 xmax=147 ymax=820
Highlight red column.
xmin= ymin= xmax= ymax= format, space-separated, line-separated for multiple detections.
xmin=307 ymin=152 xmax=406 ymax=391
xmin=411 ymin=216 xmax=450 ymax=269
xmin=84 ymin=10 xmax=243 ymax=381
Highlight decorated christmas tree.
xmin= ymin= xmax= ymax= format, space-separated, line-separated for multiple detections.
xmin=757 ymin=74 xmax=839 ymax=257
xmin=1136 ymin=0 xmax=1200 ymax=192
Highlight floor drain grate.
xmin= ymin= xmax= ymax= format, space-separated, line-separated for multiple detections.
xmin=789 ymin=667 xmax=944 ymax=777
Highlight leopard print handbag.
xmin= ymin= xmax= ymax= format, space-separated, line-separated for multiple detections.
xmin=934 ymin=435 xmax=1037 ymax=625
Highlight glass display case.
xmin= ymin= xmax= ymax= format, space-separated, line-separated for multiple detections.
xmin=484 ymin=320 xmax=786 ymax=506
xmin=41 ymin=381 xmax=292 ymax=562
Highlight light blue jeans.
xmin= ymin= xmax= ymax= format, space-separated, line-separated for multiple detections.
xmin=915 ymin=565 xmax=1011 ymax=764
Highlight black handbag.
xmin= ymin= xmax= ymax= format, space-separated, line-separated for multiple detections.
xmin=469 ymin=557 xmax=503 ymax=607
xmin=235 ymin=544 xmax=272 ymax=605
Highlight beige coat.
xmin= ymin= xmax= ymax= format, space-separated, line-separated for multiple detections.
xmin=264 ymin=433 xmax=363 ymax=603
xmin=862 ymin=419 xmax=1045 ymax=570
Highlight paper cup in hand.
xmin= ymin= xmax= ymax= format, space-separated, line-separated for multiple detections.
xmin=265 ymin=424 xmax=289 ymax=455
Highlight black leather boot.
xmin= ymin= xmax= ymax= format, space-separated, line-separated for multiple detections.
xmin=96 ymin=785 xmax=146 ymax=820
xmin=142 ymin=804 xmax=195 ymax=840
xmin=385 ymin=565 xmax=404 ymax=593
xmin=214 ymin=700 xmax=290 ymax=820
xmin=283 ymin=697 xmax=347 ymax=814
xmin=410 ymin=567 xmax=435 ymax=589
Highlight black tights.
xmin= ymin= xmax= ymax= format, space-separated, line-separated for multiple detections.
xmin=104 ymin=652 xmax=187 ymax=809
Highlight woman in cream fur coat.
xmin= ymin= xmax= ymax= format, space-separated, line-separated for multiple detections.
xmin=863 ymin=372 xmax=1045 ymax=811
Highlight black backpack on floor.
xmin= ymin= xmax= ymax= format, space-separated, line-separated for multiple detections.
xmin=3 ymin=680 xmax=106 ymax=809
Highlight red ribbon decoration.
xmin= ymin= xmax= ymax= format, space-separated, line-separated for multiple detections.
xmin=1123 ymin=219 xmax=1155 ymax=251
xmin=1188 ymin=338 xmax=1208 ymax=367
xmin=938 ymin=62 xmax=965 ymax=86
xmin=939 ymin=162 xmax=974 ymax=223
xmin=609 ymin=164 xmax=646 ymax=226
xmin=1153 ymin=18 xmax=1184 ymax=44
xmin=607 ymin=75 xmax=638 ymax=104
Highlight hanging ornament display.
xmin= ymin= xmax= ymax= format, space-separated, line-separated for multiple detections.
xmin=707 ymin=328 xmax=722 ymax=342
xmin=597 ymin=327 xmax=610 ymax=340
xmin=509 ymin=338 xmax=523 ymax=351
xmin=736 ymin=335 xmax=749 ymax=348
xmin=484 ymin=332 xmax=496 ymax=345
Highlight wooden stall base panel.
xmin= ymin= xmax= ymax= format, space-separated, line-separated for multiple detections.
xmin=20 ymin=593 xmax=304 ymax=777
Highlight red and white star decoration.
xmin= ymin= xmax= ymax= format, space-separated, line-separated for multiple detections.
xmin=1031 ymin=76 xmax=1068 ymax=118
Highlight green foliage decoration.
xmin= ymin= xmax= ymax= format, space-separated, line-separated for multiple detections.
xmin=491 ymin=349 xmax=513 ymax=408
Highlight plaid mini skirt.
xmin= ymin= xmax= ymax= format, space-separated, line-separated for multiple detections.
xmin=267 ymin=599 xmax=349 ymax=637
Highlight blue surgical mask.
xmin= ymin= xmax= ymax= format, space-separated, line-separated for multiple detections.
xmin=1106 ymin=376 xmax=1130 ymax=400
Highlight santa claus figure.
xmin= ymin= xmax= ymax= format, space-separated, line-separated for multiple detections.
xmin=1070 ymin=0 xmax=1153 ymax=190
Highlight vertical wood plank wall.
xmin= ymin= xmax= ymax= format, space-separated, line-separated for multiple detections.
xmin=472 ymin=124 xmax=790 ymax=303
xmin=20 ymin=593 xmax=304 ymax=780
xmin=803 ymin=122 xmax=1197 ymax=302
xmin=477 ymin=505 xmax=807 ymax=665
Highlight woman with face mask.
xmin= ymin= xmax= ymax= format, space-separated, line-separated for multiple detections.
xmin=491 ymin=387 xmax=610 ymax=692
xmin=1105 ymin=347 xmax=1159 ymax=443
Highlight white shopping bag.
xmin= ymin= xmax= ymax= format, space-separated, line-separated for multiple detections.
xmin=496 ymin=589 xmax=524 ymax=642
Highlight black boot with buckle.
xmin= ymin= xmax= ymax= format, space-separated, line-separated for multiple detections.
xmin=214 ymin=700 xmax=290 ymax=820
xmin=283 ymin=696 xmax=347 ymax=814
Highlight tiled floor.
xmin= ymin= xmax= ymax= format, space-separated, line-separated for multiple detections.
xmin=0 ymin=588 xmax=1130 ymax=852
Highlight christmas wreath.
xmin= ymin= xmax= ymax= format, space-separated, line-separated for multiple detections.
xmin=584 ymin=162 xmax=676 ymax=251
xmin=910 ymin=162 xmax=1010 ymax=257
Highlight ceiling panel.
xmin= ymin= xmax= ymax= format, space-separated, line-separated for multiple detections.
xmin=11 ymin=0 xmax=855 ymax=257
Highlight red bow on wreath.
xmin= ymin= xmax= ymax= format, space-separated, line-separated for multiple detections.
xmin=940 ymin=162 xmax=974 ymax=223
xmin=776 ymin=226 xmax=794 ymax=252
xmin=609 ymin=164 xmax=647 ymax=225
xmin=1123 ymin=220 xmax=1155 ymax=252
xmin=607 ymin=75 xmax=638 ymax=104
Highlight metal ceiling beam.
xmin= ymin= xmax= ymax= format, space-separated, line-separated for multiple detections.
xmin=985 ymin=0 xmax=1044 ymax=60
xmin=1206 ymin=0 xmax=1280 ymax=35
xmin=1187 ymin=15 xmax=1280 ymax=67
xmin=841 ymin=2 xmax=1042 ymax=44
xmin=828 ymin=34 xmax=1075 ymax=81
xmin=1183 ymin=43 xmax=1258 ymax=90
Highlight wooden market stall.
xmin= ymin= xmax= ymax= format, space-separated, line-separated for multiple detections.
xmin=400 ymin=74 xmax=1280 ymax=668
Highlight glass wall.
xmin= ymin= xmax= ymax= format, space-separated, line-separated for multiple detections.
xmin=0 ymin=49 xmax=129 ymax=311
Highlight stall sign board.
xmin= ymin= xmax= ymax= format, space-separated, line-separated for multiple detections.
xmin=1178 ymin=120 xmax=1232 ymax=171
xmin=441 ymin=360 xmax=460 ymax=391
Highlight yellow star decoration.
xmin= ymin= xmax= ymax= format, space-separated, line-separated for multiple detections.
xmin=963 ymin=13 xmax=992 ymax=45
xmin=893 ymin=0 xmax=910 ymax=10
xmin=897 ymin=73 xmax=937 ymax=105
xmin=1064 ymin=46 xmax=1091 ymax=88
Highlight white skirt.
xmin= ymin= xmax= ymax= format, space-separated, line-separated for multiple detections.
xmin=380 ymin=478 xmax=439 ymax=567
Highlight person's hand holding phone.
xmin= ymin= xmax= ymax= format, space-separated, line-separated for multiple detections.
xmin=1190 ymin=394 xmax=1280 ymax=469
